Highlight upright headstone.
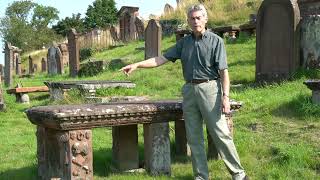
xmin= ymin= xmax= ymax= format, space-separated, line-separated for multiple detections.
xmin=58 ymin=43 xmax=69 ymax=66
xmin=68 ymin=29 xmax=80 ymax=77
xmin=144 ymin=19 xmax=170 ymax=176
xmin=15 ymin=54 xmax=21 ymax=75
xmin=118 ymin=6 xmax=140 ymax=42
xmin=29 ymin=55 xmax=34 ymax=74
xmin=0 ymin=64 xmax=3 ymax=78
xmin=4 ymin=42 xmax=13 ymax=87
xmin=0 ymin=74 xmax=5 ymax=111
xmin=256 ymin=0 xmax=300 ymax=82
xmin=299 ymin=0 xmax=320 ymax=69
xmin=41 ymin=58 xmax=47 ymax=72
xmin=47 ymin=46 xmax=63 ymax=75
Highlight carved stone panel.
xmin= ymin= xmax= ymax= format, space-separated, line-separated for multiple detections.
xmin=36 ymin=127 xmax=93 ymax=180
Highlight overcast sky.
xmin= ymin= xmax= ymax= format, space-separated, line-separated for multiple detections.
xmin=0 ymin=0 xmax=177 ymax=65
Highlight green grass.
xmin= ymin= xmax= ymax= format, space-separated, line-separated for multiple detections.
xmin=1 ymin=34 xmax=320 ymax=179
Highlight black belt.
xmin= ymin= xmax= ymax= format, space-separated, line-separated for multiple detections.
xmin=186 ymin=78 xmax=218 ymax=84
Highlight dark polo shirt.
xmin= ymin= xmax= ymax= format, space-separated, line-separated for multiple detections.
xmin=163 ymin=30 xmax=228 ymax=81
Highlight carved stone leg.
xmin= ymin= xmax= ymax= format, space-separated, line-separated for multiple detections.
xmin=143 ymin=123 xmax=171 ymax=176
xmin=112 ymin=125 xmax=139 ymax=170
xmin=207 ymin=115 xmax=234 ymax=160
xmin=175 ymin=119 xmax=191 ymax=156
xmin=36 ymin=127 xmax=93 ymax=180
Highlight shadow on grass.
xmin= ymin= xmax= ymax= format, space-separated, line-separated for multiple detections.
xmin=272 ymin=94 xmax=320 ymax=119
xmin=0 ymin=166 xmax=37 ymax=180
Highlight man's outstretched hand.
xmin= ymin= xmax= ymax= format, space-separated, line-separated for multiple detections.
xmin=119 ymin=64 xmax=137 ymax=76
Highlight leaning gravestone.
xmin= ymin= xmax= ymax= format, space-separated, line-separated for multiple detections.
xmin=256 ymin=0 xmax=300 ymax=82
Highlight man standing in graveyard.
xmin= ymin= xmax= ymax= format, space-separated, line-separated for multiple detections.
xmin=120 ymin=4 xmax=248 ymax=180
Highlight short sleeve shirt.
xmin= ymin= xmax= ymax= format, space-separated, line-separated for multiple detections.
xmin=163 ymin=30 xmax=228 ymax=81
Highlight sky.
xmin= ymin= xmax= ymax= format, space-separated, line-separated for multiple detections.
xmin=0 ymin=0 xmax=177 ymax=65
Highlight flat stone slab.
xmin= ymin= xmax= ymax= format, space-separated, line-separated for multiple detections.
xmin=26 ymin=100 xmax=183 ymax=130
xmin=303 ymin=79 xmax=320 ymax=91
xmin=44 ymin=80 xmax=136 ymax=90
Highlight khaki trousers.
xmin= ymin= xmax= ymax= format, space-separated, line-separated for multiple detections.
xmin=182 ymin=80 xmax=245 ymax=180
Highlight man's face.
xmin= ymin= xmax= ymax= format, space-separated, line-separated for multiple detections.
xmin=188 ymin=10 xmax=207 ymax=34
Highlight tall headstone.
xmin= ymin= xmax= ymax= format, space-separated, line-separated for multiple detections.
xmin=118 ymin=6 xmax=140 ymax=42
xmin=41 ymin=58 xmax=47 ymax=72
xmin=256 ymin=0 xmax=300 ymax=82
xmin=143 ymin=19 xmax=170 ymax=176
xmin=47 ymin=46 xmax=63 ymax=75
xmin=29 ymin=55 xmax=34 ymax=74
xmin=0 ymin=64 xmax=3 ymax=78
xmin=4 ymin=42 xmax=13 ymax=87
xmin=68 ymin=29 xmax=80 ymax=77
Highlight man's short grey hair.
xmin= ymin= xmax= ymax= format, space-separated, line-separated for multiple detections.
xmin=187 ymin=4 xmax=208 ymax=19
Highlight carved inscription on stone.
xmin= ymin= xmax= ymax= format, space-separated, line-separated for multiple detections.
xmin=69 ymin=130 xmax=93 ymax=179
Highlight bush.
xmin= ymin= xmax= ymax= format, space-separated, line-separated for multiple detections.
xmin=80 ymin=48 xmax=95 ymax=61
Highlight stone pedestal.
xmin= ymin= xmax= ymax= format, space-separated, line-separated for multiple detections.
xmin=112 ymin=125 xmax=139 ymax=170
xmin=36 ymin=127 xmax=93 ymax=180
xmin=143 ymin=123 xmax=171 ymax=176
xmin=304 ymin=80 xmax=320 ymax=105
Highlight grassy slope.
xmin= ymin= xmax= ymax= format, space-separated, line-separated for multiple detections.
xmin=0 ymin=34 xmax=320 ymax=179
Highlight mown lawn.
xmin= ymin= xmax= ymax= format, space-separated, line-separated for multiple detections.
xmin=0 ymin=34 xmax=319 ymax=179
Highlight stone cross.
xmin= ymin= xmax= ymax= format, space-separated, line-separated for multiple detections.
xmin=256 ymin=0 xmax=300 ymax=82
xmin=68 ymin=28 xmax=80 ymax=77
xmin=29 ymin=55 xmax=34 ymax=74
xmin=4 ymin=42 xmax=13 ymax=87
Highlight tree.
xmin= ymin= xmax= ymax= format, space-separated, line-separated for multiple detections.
xmin=84 ymin=0 xmax=117 ymax=30
xmin=0 ymin=1 xmax=60 ymax=51
xmin=52 ymin=13 xmax=85 ymax=36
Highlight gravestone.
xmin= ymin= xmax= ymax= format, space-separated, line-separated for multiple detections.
xmin=164 ymin=3 xmax=174 ymax=14
xmin=0 ymin=75 xmax=5 ymax=111
xmin=15 ymin=54 xmax=21 ymax=75
xmin=256 ymin=0 xmax=300 ymax=82
xmin=144 ymin=19 xmax=170 ymax=176
xmin=4 ymin=42 xmax=14 ymax=87
xmin=68 ymin=29 xmax=80 ymax=77
xmin=0 ymin=64 xmax=3 ymax=78
xmin=29 ymin=55 xmax=34 ymax=74
xmin=299 ymin=0 xmax=320 ymax=69
xmin=58 ymin=43 xmax=69 ymax=66
xmin=47 ymin=46 xmax=63 ymax=75
xmin=118 ymin=6 xmax=140 ymax=42
xmin=41 ymin=58 xmax=47 ymax=72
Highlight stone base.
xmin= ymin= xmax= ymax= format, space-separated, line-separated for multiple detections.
xmin=144 ymin=123 xmax=171 ymax=176
xmin=312 ymin=90 xmax=320 ymax=105
xmin=112 ymin=125 xmax=139 ymax=170
xmin=37 ymin=127 xmax=93 ymax=180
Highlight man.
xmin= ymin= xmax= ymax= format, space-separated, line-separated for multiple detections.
xmin=120 ymin=4 xmax=248 ymax=180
